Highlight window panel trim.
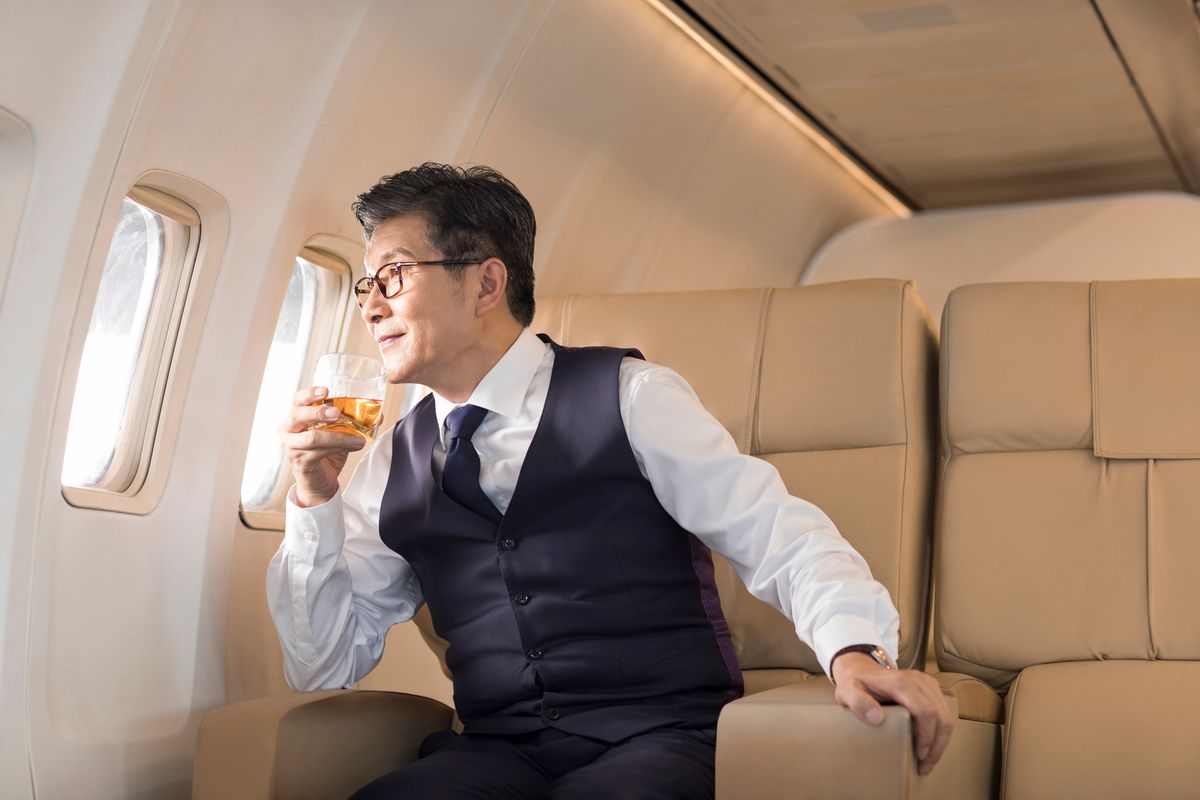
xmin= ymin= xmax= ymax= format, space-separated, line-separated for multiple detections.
xmin=61 ymin=170 xmax=229 ymax=515
xmin=127 ymin=185 xmax=200 ymax=227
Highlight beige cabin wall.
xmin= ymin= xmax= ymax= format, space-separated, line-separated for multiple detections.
xmin=804 ymin=192 xmax=1200 ymax=325
xmin=294 ymin=0 xmax=899 ymax=294
xmin=0 ymin=1 xmax=194 ymax=797
xmin=2 ymin=0 xmax=895 ymax=798
xmin=6 ymin=1 xmax=389 ymax=798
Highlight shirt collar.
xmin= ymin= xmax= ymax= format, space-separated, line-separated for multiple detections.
xmin=432 ymin=327 xmax=549 ymax=444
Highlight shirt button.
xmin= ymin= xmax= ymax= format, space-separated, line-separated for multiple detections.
xmin=500 ymin=538 xmax=517 ymax=551
xmin=512 ymin=592 xmax=531 ymax=605
xmin=546 ymin=708 xmax=561 ymax=721
xmin=527 ymin=647 xmax=543 ymax=660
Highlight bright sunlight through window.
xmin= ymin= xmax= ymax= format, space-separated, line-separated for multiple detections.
xmin=240 ymin=252 xmax=350 ymax=519
xmin=62 ymin=195 xmax=192 ymax=492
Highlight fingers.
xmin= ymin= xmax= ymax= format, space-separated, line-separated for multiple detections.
xmin=283 ymin=387 xmax=331 ymax=433
xmin=914 ymin=679 xmax=955 ymax=775
xmin=923 ymin=699 xmax=955 ymax=776
xmin=295 ymin=385 xmax=328 ymax=406
xmin=892 ymin=674 xmax=954 ymax=775
xmin=279 ymin=399 xmax=366 ymax=465
xmin=281 ymin=428 xmax=362 ymax=509
xmin=282 ymin=388 xmax=365 ymax=443
xmin=284 ymin=427 xmax=367 ymax=454
xmin=291 ymin=404 xmax=345 ymax=433
xmin=851 ymin=671 xmax=956 ymax=777
xmin=834 ymin=680 xmax=886 ymax=727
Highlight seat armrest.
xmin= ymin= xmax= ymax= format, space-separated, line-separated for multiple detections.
xmin=194 ymin=690 xmax=454 ymax=800
xmin=715 ymin=679 xmax=999 ymax=799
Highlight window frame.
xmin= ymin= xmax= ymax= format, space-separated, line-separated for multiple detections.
xmin=59 ymin=171 xmax=228 ymax=515
xmin=238 ymin=247 xmax=355 ymax=531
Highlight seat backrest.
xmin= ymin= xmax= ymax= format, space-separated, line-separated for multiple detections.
xmin=937 ymin=279 xmax=1200 ymax=687
xmin=415 ymin=280 xmax=936 ymax=689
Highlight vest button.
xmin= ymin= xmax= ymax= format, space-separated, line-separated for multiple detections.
xmin=513 ymin=593 xmax=531 ymax=605
xmin=527 ymin=647 xmax=543 ymax=660
xmin=546 ymin=708 xmax=561 ymax=721
xmin=500 ymin=538 xmax=517 ymax=551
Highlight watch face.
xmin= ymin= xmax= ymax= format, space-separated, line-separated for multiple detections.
xmin=871 ymin=647 xmax=897 ymax=670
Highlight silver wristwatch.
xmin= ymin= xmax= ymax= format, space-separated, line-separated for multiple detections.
xmin=831 ymin=644 xmax=897 ymax=684
xmin=867 ymin=645 xmax=898 ymax=671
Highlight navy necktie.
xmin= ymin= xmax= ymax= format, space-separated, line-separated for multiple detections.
xmin=442 ymin=404 xmax=502 ymax=523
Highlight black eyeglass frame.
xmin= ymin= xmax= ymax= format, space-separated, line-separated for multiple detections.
xmin=353 ymin=259 xmax=485 ymax=306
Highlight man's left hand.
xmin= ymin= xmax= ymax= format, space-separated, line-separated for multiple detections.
xmin=830 ymin=653 xmax=955 ymax=776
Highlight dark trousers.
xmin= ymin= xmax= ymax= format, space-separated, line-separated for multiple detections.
xmin=348 ymin=725 xmax=717 ymax=799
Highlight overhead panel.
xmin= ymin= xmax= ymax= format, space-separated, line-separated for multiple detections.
xmin=685 ymin=0 xmax=1183 ymax=208
xmin=1093 ymin=0 xmax=1200 ymax=193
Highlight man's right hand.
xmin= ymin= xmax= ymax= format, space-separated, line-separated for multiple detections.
xmin=280 ymin=386 xmax=367 ymax=508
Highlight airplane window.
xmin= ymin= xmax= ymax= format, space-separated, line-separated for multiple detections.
xmin=240 ymin=251 xmax=350 ymax=523
xmin=62 ymin=193 xmax=195 ymax=492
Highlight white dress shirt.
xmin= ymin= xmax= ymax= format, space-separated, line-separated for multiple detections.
xmin=269 ymin=328 xmax=900 ymax=691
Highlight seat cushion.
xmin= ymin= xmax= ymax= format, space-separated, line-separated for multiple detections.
xmin=1003 ymin=661 xmax=1200 ymax=799
xmin=741 ymin=668 xmax=815 ymax=696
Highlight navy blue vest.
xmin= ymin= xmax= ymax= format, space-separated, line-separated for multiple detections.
xmin=378 ymin=336 xmax=742 ymax=742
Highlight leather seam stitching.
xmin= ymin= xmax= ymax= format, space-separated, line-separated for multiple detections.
xmin=1146 ymin=458 xmax=1157 ymax=658
xmin=746 ymin=288 xmax=771 ymax=455
xmin=561 ymin=295 xmax=574 ymax=342
xmin=943 ymin=290 xmax=956 ymax=458
xmin=1091 ymin=281 xmax=1101 ymax=456
xmin=1094 ymin=450 xmax=1200 ymax=459
xmin=756 ymin=442 xmax=906 ymax=458
xmin=895 ymin=282 xmax=910 ymax=658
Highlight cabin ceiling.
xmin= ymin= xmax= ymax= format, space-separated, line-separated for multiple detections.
xmin=681 ymin=0 xmax=1200 ymax=208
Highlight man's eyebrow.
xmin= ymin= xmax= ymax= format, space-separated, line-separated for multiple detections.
xmin=378 ymin=247 xmax=416 ymax=262
xmin=363 ymin=247 xmax=417 ymax=274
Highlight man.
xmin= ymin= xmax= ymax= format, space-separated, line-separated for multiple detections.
xmin=270 ymin=163 xmax=953 ymax=798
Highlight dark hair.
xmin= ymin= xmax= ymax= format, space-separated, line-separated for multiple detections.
xmin=352 ymin=163 xmax=536 ymax=326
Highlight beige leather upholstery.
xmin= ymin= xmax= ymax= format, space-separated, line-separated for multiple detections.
xmin=937 ymin=279 xmax=1200 ymax=798
xmin=1002 ymin=661 xmax=1200 ymax=800
xmin=1090 ymin=279 xmax=1200 ymax=458
xmin=935 ymin=672 xmax=1003 ymax=724
xmin=198 ymin=280 xmax=941 ymax=797
xmin=193 ymin=690 xmax=452 ymax=799
xmin=716 ymin=680 xmax=999 ymax=800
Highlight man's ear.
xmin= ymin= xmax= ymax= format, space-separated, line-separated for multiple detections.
xmin=475 ymin=258 xmax=509 ymax=318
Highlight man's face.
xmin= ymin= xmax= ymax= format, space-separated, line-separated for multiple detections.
xmin=360 ymin=214 xmax=479 ymax=386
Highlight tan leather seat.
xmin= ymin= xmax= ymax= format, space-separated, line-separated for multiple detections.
xmin=195 ymin=280 xmax=941 ymax=798
xmin=934 ymin=279 xmax=1200 ymax=799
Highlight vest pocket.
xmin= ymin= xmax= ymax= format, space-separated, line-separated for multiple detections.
xmin=618 ymin=631 xmax=697 ymax=676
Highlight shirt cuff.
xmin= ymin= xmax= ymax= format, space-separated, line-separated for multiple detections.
xmin=810 ymin=614 xmax=895 ymax=677
xmin=284 ymin=484 xmax=346 ymax=562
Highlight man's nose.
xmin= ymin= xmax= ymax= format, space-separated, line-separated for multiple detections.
xmin=360 ymin=284 xmax=389 ymax=324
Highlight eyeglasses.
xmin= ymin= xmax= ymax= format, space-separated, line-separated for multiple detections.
xmin=353 ymin=259 xmax=484 ymax=307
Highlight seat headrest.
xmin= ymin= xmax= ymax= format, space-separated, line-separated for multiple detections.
xmin=535 ymin=280 xmax=925 ymax=456
xmin=1091 ymin=280 xmax=1200 ymax=458
xmin=942 ymin=279 xmax=1200 ymax=459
